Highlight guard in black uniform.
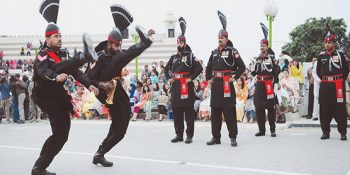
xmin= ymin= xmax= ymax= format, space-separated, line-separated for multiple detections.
xmin=164 ymin=17 xmax=203 ymax=144
xmin=86 ymin=4 xmax=154 ymax=167
xmin=205 ymin=11 xmax=246 ymax=147
xmin=317 ymin=28 xmax=349 ymax=141
xmin=251 ymin=23 xmax=279 ymax=137
xmin=32 ymin=1 xmax=99 ymax=174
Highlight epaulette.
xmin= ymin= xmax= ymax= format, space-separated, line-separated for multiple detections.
xmin=97 ymin=50 xmax=105 ymax=57
xmin=319 ymin=51 xmax=326 ymax=56
xmin=36 ymin=50 xmax=48 ymax=62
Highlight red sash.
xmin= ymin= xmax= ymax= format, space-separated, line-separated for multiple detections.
xmin=47 ymin=51 xmax=61 ymax=63
xmin=174 ymin=72 xmax=190 ymax=99
xmin=321 ymin=74 xmax=344 ymax=103
xmin=264 ymin=80 xmax=274 ymax=99
xmin=335 ymin=80 xmax=344 ymax=103
xmin=213 ymin=70 xmax=232 ymax=98
xmin=257 ymin=75 xmax=274 ymax=99
xmin=223 ymin=76 xmax=231 ymax=97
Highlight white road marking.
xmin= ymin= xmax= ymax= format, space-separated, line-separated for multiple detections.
xmin=290 ymin=133 xmax=307 ymax=136
xmin=0 ymin=145 xmax=312 ymax=175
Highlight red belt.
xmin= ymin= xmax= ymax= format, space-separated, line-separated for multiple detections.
xmin=213 ymin=70 xmax=232 ymax=98
xmin=257 ymin=75 xmax=274 ymax=99
xmin=321 ymin=74 xmax=344 ymax=103
xmin=174 ymin=72 xmax=190 ymax=99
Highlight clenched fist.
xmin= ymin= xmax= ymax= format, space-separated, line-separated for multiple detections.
xmin=56 ymin=73 xmax=68 ymax=82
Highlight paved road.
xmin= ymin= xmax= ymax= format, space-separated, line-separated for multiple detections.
xmin=0 ymin=120 xmax=349 ymax=175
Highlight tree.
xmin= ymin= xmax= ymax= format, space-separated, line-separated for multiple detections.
xmin=282 ymin=17 xmax=348 ymax=62
xmin=345 ymin=32 xmax=350 ymax=58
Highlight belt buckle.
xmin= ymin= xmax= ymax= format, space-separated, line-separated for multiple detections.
xmin=175 ymin=74 xmax=181 ymax=78
xmin=217 ymin=72 xmax=222 ymax=77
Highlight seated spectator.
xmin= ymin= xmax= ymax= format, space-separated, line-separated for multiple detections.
xmin=280 ymin=69 xmax=300 ymax=113
xmin=164 ymin=82 xmax=173 ymax=120
xmin=151 ymin=64 xmax=159 ymax=76
xmin=158 ymin=74 xmax=166 ymax=89
xmin=199 ymin=84 xmax=211 ymax=121
xmin=26 ymin=48 xmax=31 ymax=56
xmin=71 ymin=85 xmax=84 ymax=119
xmin=9 ymin=59 xmax=16 ymax=69
xmin=144 ymin=83 xmax=160 ymax=121
xmin=146 ymin=78 xmax=152 ymax=90
xmin=132 ymin=85 xmax=151 ymax=121
xmin=141 ymin=74 xmax=147 ymax=84
xmin=157 ymin=84 xmax=170 ymax=121
xmin=142 ymin=64 xmax=151 ymax=77
xmin=129 ymin=82 xmax=141 ymax=115
xmin=193 ymin=79 xmax=203 ymax=118
xmin=20 ymin=47 xmax=25 ymax=56
xmin=81 ymin=89 xmax=96 ymax=120
xmin=290 ymin=59 xmax=304 ymax=94
xmin=244 ymin=76 xmax=256 ymax=123
xmin=235 ymin=77 xmax=248 ymax=122
xmin=150 ymin=70 xmax=159 ymax=84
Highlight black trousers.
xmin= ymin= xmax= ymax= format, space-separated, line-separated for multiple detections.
xmin=308 ymin=84 xmax=314 ymax=117
xmin=320 ymin=103 xmax=348 ymax=135
xmin=173 ymin=106 xmax=195 ymax=138
xmin=99 ymin=100 xmax=131 ymax=154
xmin=256 ymin=107 xmax=276 ymax=133
xmin=210 ymin=107 xmax=237 ymax=140
xmin=33 ymin=102 xmax=71 ymax=170
xmin=52 ymin=54 xmax=85 ymax=73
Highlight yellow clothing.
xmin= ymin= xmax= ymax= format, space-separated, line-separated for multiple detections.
xmin=290 ymin=65 xmax=304 ymax=83
xmin=235 ymin=83 xmax=248 ymax=122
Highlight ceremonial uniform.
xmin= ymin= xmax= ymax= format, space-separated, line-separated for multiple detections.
xmin=88 ymin=4 xmax=153 ymax=167
xmin=32 ymin=1 xmax=97 ymax=174
xmin=317 ymin=34 xmax=349 ymax=140
xmin=205 ymin=10 xmax=245 ymax=147
xmin=251 ymin=38 xmax=279 ymax=137
xmin=164 ymin=17 xmax=202 ymax=143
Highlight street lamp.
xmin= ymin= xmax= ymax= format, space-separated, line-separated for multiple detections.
xmin=263 ymin=0 xmax=278 ymax=48
xmin=131 ymin=31 xmax=140 ymax=77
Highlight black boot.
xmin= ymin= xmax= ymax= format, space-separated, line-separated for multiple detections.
xmin=320 ymin=134 xmax=330 ymax=140
xmin=32 ymin=167 xmax=56 ymax=175
xmin=255 ymin=132 xmax=265 ymax=137
xmin=230 ymin=138 xmax=238 ymax=147
xmin=92 ymin=145 xmax=113 ymax=167
xmin=171 ymin=136 xmax=183 ymax=143
xmin=81 ymin=33 xmax=98 ymax=63
xmin=184 ymin=137 xmax=192 ymax=144
xmin=206 ymin=138 xmax=221 ymax=145
xmin=271 ymin=132 xmax=277 ymax=137
xmin=341 ymin=134 xmax=347 ymax=141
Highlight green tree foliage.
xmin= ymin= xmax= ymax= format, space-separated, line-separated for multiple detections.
xmin=282 ymin=17 xmax=349 ymax=62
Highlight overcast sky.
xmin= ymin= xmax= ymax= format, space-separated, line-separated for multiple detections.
xmin=0 ymin=0 xmax=349 ymax=63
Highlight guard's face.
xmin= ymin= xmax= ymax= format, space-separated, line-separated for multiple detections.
xmin=107 ymin=41 xmax=121 ymax=55
xmin=260 ymin=44 xmax=268 ymax=52
xmin=177 ymin=41 xmax=186 ymax=48
xmin=325 ymin=41 xmax=335 ymax=52
xmin=46 ymin=33 xmax=62 ymax=49
xmin=218 ymin=36 xmax=228 ymax=47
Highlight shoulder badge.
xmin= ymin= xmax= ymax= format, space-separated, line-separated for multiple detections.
xmin=37 ymin=54 xmax=48 ymax=62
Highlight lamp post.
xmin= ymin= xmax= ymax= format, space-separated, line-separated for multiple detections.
xmin=131 ymin=34 xmax=140 ymax=77
xmin=263 ymin=0 xmax=278 ymax=48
